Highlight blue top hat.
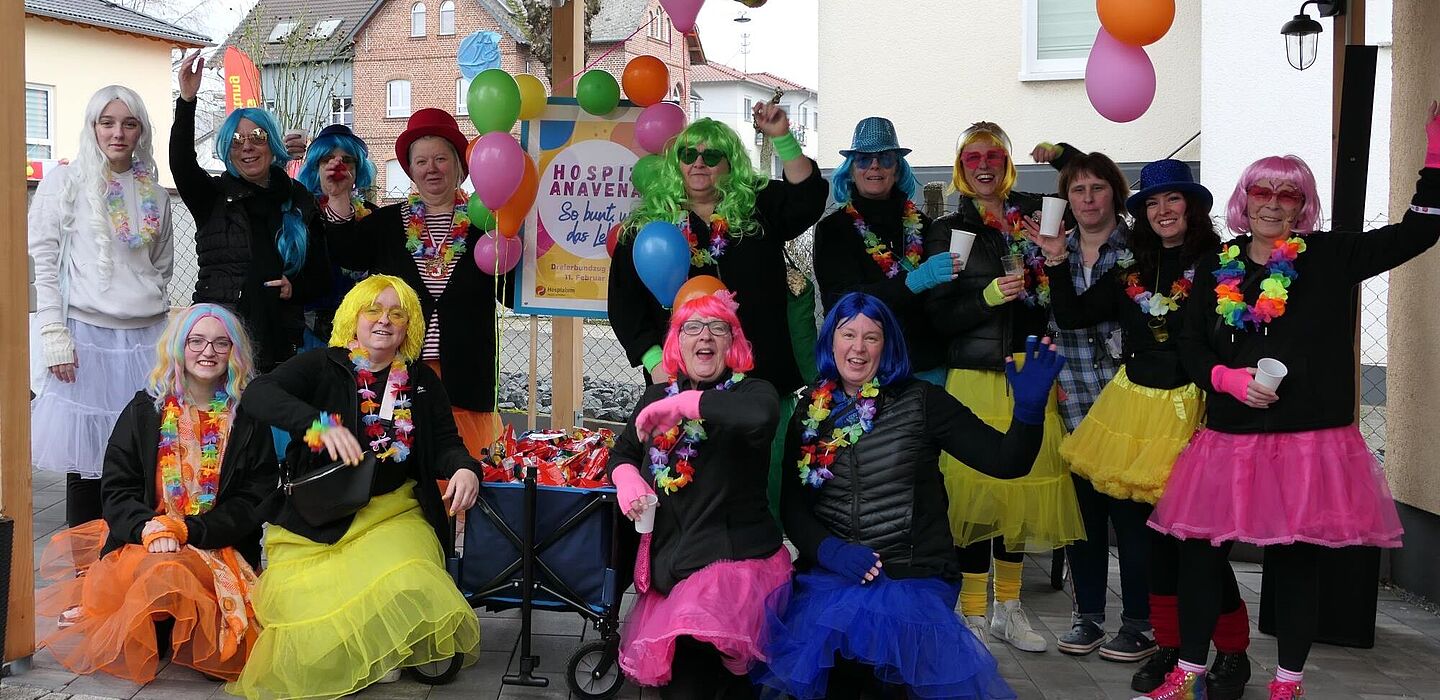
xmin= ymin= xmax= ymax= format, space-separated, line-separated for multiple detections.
xmin=317 ymin=124 xmax=359 ymax=141
xmin=840 ymin=117 xmax=911 ymax=157
xmin=1125 ymin=159 xmax=1212 ymax=219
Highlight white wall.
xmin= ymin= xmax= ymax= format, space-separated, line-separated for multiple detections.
xmin=691 ymin=80 xmax=820 ymax=171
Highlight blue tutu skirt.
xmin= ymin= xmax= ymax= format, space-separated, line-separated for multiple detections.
xmin=754 ymin=570 xmax=1014 ymax=699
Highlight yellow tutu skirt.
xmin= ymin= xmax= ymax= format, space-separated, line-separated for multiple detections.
xmin=228 ymin=483 xmax=480 ymax=700
xmin=1059 ymin=368 xmax=1204 ymax=505
xmin=941 ymin=367 xmax=1085 ymax=552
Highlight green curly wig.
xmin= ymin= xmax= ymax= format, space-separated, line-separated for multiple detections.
xmin=624 ymin=118 xmax=770 ymax=240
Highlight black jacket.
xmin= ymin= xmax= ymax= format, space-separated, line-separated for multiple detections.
xmin=241 ymin=347 xmax=481 ymax=551
xmin=607 ymin=164 xmax=828 ymax=393
xmin=608 ymin=373 xmax=783 ymax=594
xmin=325 ymin=203 xmax=513 ymax=411
xmin=782 ymin=379 xmax=1041 ymax=581
xmin=812 ymin=189 xmax=944 ymax=373
xmin=1179 ymin=167 xmax=1440 ymax=434
xmin=101 ymin=391 xmax=278 ymax=568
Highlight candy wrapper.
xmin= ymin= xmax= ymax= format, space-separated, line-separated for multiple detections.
xmin=479 ymin=425 xmax=616 ymax=489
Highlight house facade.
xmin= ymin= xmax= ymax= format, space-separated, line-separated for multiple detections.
xmin=689 ymin=61 xmax=817 ymax=176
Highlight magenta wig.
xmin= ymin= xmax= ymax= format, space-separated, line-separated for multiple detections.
xmin=1226 ymin=155 xmax=1324 ymax=234
xmin=660 ymin=291 xmax=754 ymax=379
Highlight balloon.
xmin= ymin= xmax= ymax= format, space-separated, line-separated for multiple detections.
xmin=622 ymin=56 xmax=670 ymax=107
xmin=465 ymin=136 xmax=479 ymax=163
xmin=473 ymin=230 xmax=522 ymax=276
xmin=631 ymin=154 xmax=664 ymax=196
xmin=496 ymin=151 xmax=539 ymax=239
xmin=673 ymin=274 xmax=725 ymax=309
xmin=605 ymin=222 xmax=624 ymax=258
xmin=468 ymin=132 xmax=525 ymax=209
xmin=466 ymin=69 xmax=521 ymax=134
xmin=633 ymin=221 xmax=691 ymax=307
xmin=659 ymin=0 xmax=705 ymax=34
xmin=1085 ymin=29 xmax=1156 ymax=123
xmin=1097 ymin=0 xmax=1175 ymax=47
xmin=635 ymin=102 xmax=687 ymax=154
xmin=467 ymin=196 xmax=496 ymax=231
xmin=515 ymin=73 xmax=548 ymax=121
xmin=737 ymin=0 xmax=766 ymax=6
xmin=457 ymin=31 xmax=503 ymax=78
xmin=576 ymin=70 xmax=621 ymax=116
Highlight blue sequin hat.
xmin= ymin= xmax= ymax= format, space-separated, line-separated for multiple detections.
xmin=1125 ymin=159 xmax=1213 ymax=219
xmin=840 ymin=117 xmax=911 ymax=157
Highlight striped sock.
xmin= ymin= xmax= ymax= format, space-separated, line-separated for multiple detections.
xmin=1275 ymin=666 xmax=1304 ymax=683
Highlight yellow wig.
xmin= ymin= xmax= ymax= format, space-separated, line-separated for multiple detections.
xmin=329 ymin=274 xmax=426 ymax=362
xmin=949 ymin=121 xmax=1018 ymax=200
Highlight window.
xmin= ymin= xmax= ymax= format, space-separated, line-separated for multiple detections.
xmin=385 ymin=160 xmax=412 ymax=199
xmin=267 ymin=20 xmax=299 ymax=42
xmin=411 ymin=2 xmax=426 ymax=37
xmin=647 ymin=9 xmax=670 ymax=43
xmin=439 ymin=0 xmax=455 ymax=35
xmin=263 ymin=98 xmax=277 ymax=112
xmin=330 ymin=96 xmax=353 ymax=126
xmin=456 ymin=76 xmax=471 ymax=115
xmin=801 ymin=106 xmax=808 ymax=128
xmin=386 ymin=80 xmax=411 ymax=118
xmin=1021 ymin=0 xmax=1100 ymax=80
xmin=25 ymin=84 xmax=53 ymax=159
xmin=743 ymin=97 xmax=752 ymax=117
xmin=308 ymin=18 xmax=342 ymax=40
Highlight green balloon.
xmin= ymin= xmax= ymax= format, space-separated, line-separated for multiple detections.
xmin=467 ymin=69 xmax=521 ymax=134
xmin=576 ymin=70 xmax=621 ymax=116
xmin=631 ymin=154 xmax=664 ymax=195
xmin=467 ymin=195 xmax=496 ymax=230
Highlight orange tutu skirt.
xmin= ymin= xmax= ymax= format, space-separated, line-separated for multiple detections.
xmin=36 ymin=520 xmax=260 ymax=683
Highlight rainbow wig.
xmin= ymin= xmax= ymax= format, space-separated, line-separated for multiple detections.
xmin=949 ymin=121 xmax=1017 ymax=200
xmin=329 ymin=274 xmax=426 ymax=362
xmin=626 ymin=118 xmax=769 ymax=240
xmin=831 ymin=152 xmax=920 ymax=205
xmin=1226 ymin=155 xmax=1324 ymax=234
xmin=660 ymin=291 xmax=754 ymax=379
xmin=215 ymin=107 xmax=308 ymax=276
xmin=296 ymin=132 xmax=376 ymax=198
xmin=146 ymin=303 xmax=256 ymax=408
xmin=815 ymin=292 xmax=911 ymax=388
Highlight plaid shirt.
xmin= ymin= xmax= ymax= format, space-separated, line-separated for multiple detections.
xmin=1050 ymin=225 xmax=1128 ymax=432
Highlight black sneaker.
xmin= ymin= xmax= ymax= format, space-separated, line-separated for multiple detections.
xmin=1131 ymin=646 xmax=1180 ymax=693
xmin=1099 ymin=627 xmax=1157 ymax=662
xmin=1057 ymin=617 xmax=1106 ymax=656
xmin=1207 ymin=651 xmax=1252 ymax=700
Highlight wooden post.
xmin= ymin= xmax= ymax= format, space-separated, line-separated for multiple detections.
xmin=549 ymin=0 xmax=586 ymax=430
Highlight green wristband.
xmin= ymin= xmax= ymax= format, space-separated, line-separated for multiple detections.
xmin=772 ymin=132 xmax=803 ymax=162
xmin=641 ymin=345 xmax=664 ymax=373
xmin=983 ymin=278 xmax=1008 ymax=307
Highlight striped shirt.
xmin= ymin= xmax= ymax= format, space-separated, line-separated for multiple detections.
xmin=409 ymin=207 xmax=460 ymax=361
xmin=1049 ymin=224 xmax=1128 ymax=433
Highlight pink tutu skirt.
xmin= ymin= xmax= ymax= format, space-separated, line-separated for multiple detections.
xmin=618 ymin=547 xmax=793 ymax=687
xmin=1149 ymin=426 xmax=1403 ymax=548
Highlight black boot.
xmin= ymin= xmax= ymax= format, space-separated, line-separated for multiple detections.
xmin=1131 ymin=646 xmax=1179 ymax=693
xmin=1207 ymin=651 xmax=1252 ymax=700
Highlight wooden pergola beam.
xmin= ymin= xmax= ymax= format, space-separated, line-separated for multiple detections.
xmin=549 ymin=0 xmax=586 ymax=430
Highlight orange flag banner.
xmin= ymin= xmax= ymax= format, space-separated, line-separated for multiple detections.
xmin=224 ymin=47 xmax=262 ymax=114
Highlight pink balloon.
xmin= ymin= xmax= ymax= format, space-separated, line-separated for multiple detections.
xmin=635 ymin=102 xmax=687 ymax=154
xmin=468 ymin=132 xmax=525 ymax=209
xmin=473 ymin=230 xmax=522 ymax=275
xmin=1085 ymin=29 xmax=1157 ymax=123
xmin=659 ymin=0 xmax=704 ymax=34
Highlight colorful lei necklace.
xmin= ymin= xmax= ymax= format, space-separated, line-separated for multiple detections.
xmin=796 ymin=378 xmax=880 ymax=488
xmin=107 ymin=160 xmax=162 ymax=249
xmin=845 ymin=200 xmax=923 ymax=278
xmin=157 ymin=391 xmax=229 ymax=515
xmin=405 ymin=192 xmax=470 ymax=278
xmin=648 ymin=373 xmax=744 ymax=493
xmin=349 ymin=344 xmax=414 ymax=462
xmin=979 ymin=201 xmax=1050 ymax=307
xmin=1125 ymin=268 xmax=1195 ymax=317
xmin=681 ymin=213 xmax=731 ymax=267
xmin=321 ymin=194 xmax=371 ymax=221
xmin=1214 ymin=236 xmax=1306 ymax=330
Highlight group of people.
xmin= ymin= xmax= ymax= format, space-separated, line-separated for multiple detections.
xmin=24 ymin=45 xmax=1440 ymax=700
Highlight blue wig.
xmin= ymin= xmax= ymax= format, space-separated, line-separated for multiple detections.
xmin=816 ymin=292 xmax=912 ymax=388
xmin=215 ymin=108 xmax=307 ymax=276
xmin=830 ymin=151 xmax=921 ymax=205
xmin=296 ymin=132 xmax=376 ymax=197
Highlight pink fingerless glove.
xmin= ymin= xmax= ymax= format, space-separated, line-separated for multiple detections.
xmin=611 ymin=464 xmax=655 ymax=517
xmin=635 ymin=390 xmax=703 ymax=437
xmin=1426 ymin=108 xmax=1440 ymax=169
xmin=1211 ymin=365 xmax=1254 ymax=403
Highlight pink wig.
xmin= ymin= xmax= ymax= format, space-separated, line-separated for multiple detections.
xmin=660 ymin=291 xmax=755 ymax=379
xmin=1225 ymin=155 xmax=1324 ymax=234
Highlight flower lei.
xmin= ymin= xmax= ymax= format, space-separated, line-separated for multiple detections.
xmin=845 ymin=201 xmax=923 ymax=278
xmin=1214 ymin=236 xmax=1306 ymax=330
xmin=108 ymin=160 xmax=162 ymax=248
xmin=979 ymin=201 xmax=1050 ymax=307
xmin=1125 ymin=268 xmax=1195 ymax=317
xmin=349 ymin=344 xmax=414 ymax=462
xmin=321 ymin=194 xmax=371 ymax=221
xmin=647 ymin=373 xmax=744 ymax=493
xmin=157 ymin=391 xmax=229 ymax=516
xmin=681 ymin=214 xmax=730 ymax=267
xmin=795 ymin=378 xmax=880 ymax=488
xmin=404 ymin=191 xmax=470 ymax=266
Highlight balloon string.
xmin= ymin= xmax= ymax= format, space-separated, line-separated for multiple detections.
xmin=551 ymin=21 xmax=649 ymax=92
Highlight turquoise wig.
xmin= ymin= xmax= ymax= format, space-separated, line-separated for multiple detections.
xmin=625 ymin=118 xmax=769 ymax=240
xmin=297 ymin=132 xmax=376 ymax=197
xmin=830 ymin=152 xmax=920 ymax=205
xmin=215 ymin=108 xmax=308 ymax=276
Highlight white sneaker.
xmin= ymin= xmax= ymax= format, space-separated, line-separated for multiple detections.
xmin=377 ymin=669 xmax=402 ymax=684
xmin=963 ymin=614 xmax=991 ymax=651
xmin=990 ymin=600 xmax=1048 ymax=653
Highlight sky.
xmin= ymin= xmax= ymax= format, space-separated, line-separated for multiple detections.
xmin=693 ymin=0 xmax=819 ymax=88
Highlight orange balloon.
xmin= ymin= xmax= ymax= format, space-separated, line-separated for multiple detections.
xmin=1097 ymin=0 xmax=1175 ymax=47
xmin=622 ymin=56 xmax=670 ymax=107
xmin=465 ymin=136 xmax=480 ymax=164
xmin=496 ymin=152 xmax=539 ymax=239
xmin=672 ymin=274 xmax=726 ymax=310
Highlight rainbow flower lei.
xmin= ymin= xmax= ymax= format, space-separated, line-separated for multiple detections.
xmin=108 ymin=160 xmax=162 ymax=249
xmin=321 ymin=194 xmax=371 ymax=221
xmin=796 ymin=378 xmax=880 ymax=488
xmin=350 ymin=344 xmax=413 ymax=462
xmin=405 ymin=191 xmax=470 ymax=268
xmin=681 ymin=214 xmax=731 ymax=267
xmin=845 ymin=200 xmax=923 ymax=278
xmin=157 ymin=391 xmax=229 ymax=516
xmin=1214 ymin=236 xmax=1306 ymax=330
xmin=980 ymin=202 xmax=1050 ymax=307
xmin=647 ymin=373 xmax=744 ymax=493
xmin=1125 ymin=268 xmax=1195 ymax=317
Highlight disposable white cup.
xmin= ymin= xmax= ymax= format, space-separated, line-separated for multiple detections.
xmin=634 ymin=494 xmax=659 ymax=534
xmin=1040 ymin=196 xmax=1067 ymax=238
xmin=949 ymin=229 xmax=978 ymax=269
xmin=283 ymin=128 xmax=308 ymax=142
xmin=1255 ymin=358 xmax=1288 ymax=391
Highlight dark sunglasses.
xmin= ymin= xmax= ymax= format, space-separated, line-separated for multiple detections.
xmin=677 ymin=146 xmax=726 ymax=168
xmin=1246 ymin=185 xmax=1305 ymax=207
xmin=854 ymin=151 xmax=899 ymax=169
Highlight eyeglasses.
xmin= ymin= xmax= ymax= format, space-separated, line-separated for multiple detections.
xmin=680 ymin=320 xmax=732 ymax=337
xmin=185 ymin=336 xmax=234 ymax=354
xmin=960 ymin=150 xmax=1007 ymax=169
xmin=230 ymin=128 xmax=269 ymax=147
xmin=360 ymin=306 xmax=409 ymax=323
xmin=1246 ymin=185 xmax=1305 ymax=207
xmin=677 ymin=146 xmax=727 ymax=168
xmin=854 ymin=151 xmax=898 ymax=170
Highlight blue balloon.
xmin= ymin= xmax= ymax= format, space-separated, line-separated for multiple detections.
xmin=632 ymin=221 xmax=691 ymax=307
xmin=458 ymin=31 xmax=502 ymax=79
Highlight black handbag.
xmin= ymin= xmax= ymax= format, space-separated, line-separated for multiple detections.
xmin=283 ymin=452 xmax=378 ymax=528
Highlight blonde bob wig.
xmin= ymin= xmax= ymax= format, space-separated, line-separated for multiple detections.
xmin=329 ymin=274 xmax=426 ymax=362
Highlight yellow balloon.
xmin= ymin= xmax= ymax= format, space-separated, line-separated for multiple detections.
xmin=516 ymin=74 xmax=548 ymax=121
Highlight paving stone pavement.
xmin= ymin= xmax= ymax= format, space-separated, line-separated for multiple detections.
xmin=8 ymin=468 xmax=1440 ymax=699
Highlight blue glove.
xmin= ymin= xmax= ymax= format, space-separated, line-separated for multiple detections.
xmin=816 ymin=537 xmax=882 ymax=583
xmin=904 ymin=253 xmax=958 ymax=294
xmin=1006 ymin=335 xmax=1067 ymax=426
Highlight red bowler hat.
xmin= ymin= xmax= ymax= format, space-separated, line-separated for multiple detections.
xmin=395 ymin=108 xmax=469 ymax=178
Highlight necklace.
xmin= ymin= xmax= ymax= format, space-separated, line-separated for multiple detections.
xmin=349 ymin=344 xmax=413 ymax=462
xmin=321 ymin=194 xmax=371 ymax=221
xmin=1126 ymin=266 xmax=1195 ymax=342
xmin=107 ymin=160 xmax=162 ymax=248
xmin=647 ymin=373 xmax=744 ymax=493
xmin=681 ymin=213 xmax=730 ymax=267
xmin=405 ymin=192 xmax=470 ymax=279
xmin=157 ymin=391 xmax=229 ymax=515
xmin=845 ymin=200 xmax=923 ymax=278
xmin=795 ymin=378 xmax=880 ymax=488
xmin=979 ymin=201 xmax=1050 ymax=307
xmin=1214 ymin=236 xmax=1306 ymax=330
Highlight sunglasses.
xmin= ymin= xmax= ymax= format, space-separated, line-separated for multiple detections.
xmin=680 ymin=320 xmax=732 ymax=337
xmin=231 ymin=128 xmax=270 ymax=147
xmin=854 ymin=151 xmax=899 ymax=169
xmin=960 ymin=150 xmax=1007 ymax=169
xmin=1246 ymin=185 xmax=1305 ymax=207
xmin=360 ymin=306 xmax=409 ymax=324
xmin=320 ymin=154 xmax=359 ymax=166
xmin=677 ymin=147 xmax=727 ymax=168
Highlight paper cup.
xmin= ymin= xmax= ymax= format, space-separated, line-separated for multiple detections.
xmin=1255 ymin=358 xmax=1288 ymax=391
xmin=949 ymin=229 xmax=977 ymax=269
xmin=284 ymin=128 xmax=308 ymax=142
xmin=1001 ymin=253 xmax=1025 ymax=278
xmin=1040 ymin=197 xmax=1067 ymax=238
xmin=634 ymin=494 xmax=659 ymax=534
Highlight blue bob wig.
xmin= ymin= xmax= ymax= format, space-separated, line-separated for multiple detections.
xmin=214 ymin=107 xmax=307 ymax=276
xmin=816 ymin=292 xmax=912 ymax=387
xmin=830 ymin=152 xmax=921 ymax=206
xmin=296 ymin=131 xmax=376 ymax=197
